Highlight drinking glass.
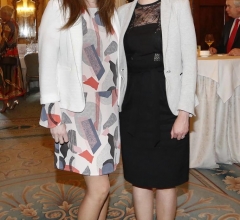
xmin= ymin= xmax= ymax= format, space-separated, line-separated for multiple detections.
xmin=205 ymin=34 xmax=214 ymax=48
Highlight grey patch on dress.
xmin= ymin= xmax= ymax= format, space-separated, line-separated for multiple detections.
xmin=94 ymin=12 xmax=104 ymax=26
xmin=97 ymin=143 xmax=112 ymax=169
xmin=58 ymin=156 xmax=66 ymax=170
xmin=82 ymin=17 xmax=88 ymax=35
xmin=99 ymin=91 xmax=111 ymax=98
xmin=109 ymin=61 xmax=117 ymax=86
xmin=55 ymin=142 xmax=60 ymax=153
xmin=84 ymin=93 xmax=88 ymax=102
xmin=103 ymin=113 xmax=117 ymax=129
xmin=62 ymin=112 xmax=72 ymax=124
xmin=68 ymin=130 xmax=77 ymax=153
xmin=102 ymin=159 xmax=114 ymax=174
xmin=101 ymin=69 xmax=114 ymax=91
xmin=82 ymin=30 xmax=103 ymax=65
xmin=104 ymin=41 xmax=118 ymax=56
xmin=83 ymin=166 xmax=91 ymax=175
xmin=114 ymin=126 xmax=119 ymax=143
xmin=74 ymin=102 xmax=102 ymax=137
xmin=69 ymin=156 xmax=75 ymax=172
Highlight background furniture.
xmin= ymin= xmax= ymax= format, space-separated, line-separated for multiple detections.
xmin=23 ymin=53 xmax=39 ymax=92
xmin=191 ymin=0 xmax=229 ymax=50
xmin=190 ymin=55 xmax=240 ymax=168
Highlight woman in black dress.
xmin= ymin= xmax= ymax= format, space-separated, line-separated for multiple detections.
xmin=118 ymin=0 xmax=197 ymax=219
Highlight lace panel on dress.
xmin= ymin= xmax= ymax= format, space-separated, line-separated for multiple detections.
xmin=129 ymin=1 xmax=161 ymax=29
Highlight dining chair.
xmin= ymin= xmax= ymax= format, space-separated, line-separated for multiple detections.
xmin=24 ymin=53 xmax=39 ymax=93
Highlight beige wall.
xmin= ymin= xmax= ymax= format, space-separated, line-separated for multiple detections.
xmin=116 ymin=0 xmax=126 ymax=8
xmin=0 ymin=0 xmax=12 ymax=7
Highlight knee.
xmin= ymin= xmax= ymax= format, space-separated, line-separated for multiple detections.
xmin=86 ymin=182 xmax=110 ymax=201
xmin=98 ymin=182 xmax=110 ymax=197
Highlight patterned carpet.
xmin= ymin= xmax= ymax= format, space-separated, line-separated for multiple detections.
xmin=0 ymin=92 xmax=240 ymax=220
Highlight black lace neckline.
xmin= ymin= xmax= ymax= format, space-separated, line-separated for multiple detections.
xmin=127 ymin=0 xmax=161 ymax=30
xmin=136 ymin=0 xmax=161 ymax=7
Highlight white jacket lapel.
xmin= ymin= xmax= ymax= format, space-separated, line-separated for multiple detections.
xmin=112 ymin=11 xmax=120 ymax=42
xmin=120 ymin=0 xmax=138 ymax=41
xmin=70 ymin=17 xmax=83 ymax=75
xmin=161 ymin=0 xmax=171 ymax=68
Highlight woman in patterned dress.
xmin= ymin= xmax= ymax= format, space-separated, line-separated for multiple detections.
xmin=117 ymin=0 xmax=198 ymax=219
xmin=0 ymin=6 xmax=25 ymax=113
xmin=39 ymin=0 xmax=120 ymax=219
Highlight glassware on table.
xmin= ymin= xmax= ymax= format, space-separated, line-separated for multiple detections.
xmin=205 ymin=34 xmax=214 ymax=49
xmin=197 ymin=45 xmax=201 ymax=56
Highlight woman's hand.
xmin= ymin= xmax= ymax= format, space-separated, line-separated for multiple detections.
xmin=50 ymin=124 xmax=68 ymax=144
xmin=171 ymin=110 xmax=189 ymax=140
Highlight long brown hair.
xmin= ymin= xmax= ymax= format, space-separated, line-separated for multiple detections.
xmin=60 ymin=0 xmax=115 ymax=34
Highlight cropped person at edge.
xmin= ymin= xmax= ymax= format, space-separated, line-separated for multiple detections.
xmin=210 ymin=0 xmax=240 ymax=56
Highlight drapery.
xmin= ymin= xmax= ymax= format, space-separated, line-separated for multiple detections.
xmin=190 ymin=75 xmax=240 ymax=168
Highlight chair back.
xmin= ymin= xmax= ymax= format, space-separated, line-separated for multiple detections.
xmin=24 ymin=53 xmax=39 ymax=79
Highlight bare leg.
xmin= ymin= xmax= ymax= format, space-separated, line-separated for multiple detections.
xmin=132 ymin=186 xmax=154 ymax=220
xmin=78 ymin=175 xmax=110 ymax=220
xmin=98 ymin=194 xmax=109 ymax=220
xmin=155 ymin=188 xmax=177 ymax=220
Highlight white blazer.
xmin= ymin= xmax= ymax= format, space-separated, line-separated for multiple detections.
xmin=117 ymin=0 xmax=198 ymax=115
xmin=38 ymin=0 xmax=121 ymax=112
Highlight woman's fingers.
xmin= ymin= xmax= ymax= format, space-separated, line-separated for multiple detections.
xmin=50 ymin=124 xmax=68 ymax=144
xmin=171 ymin=111 xmax=189 ymax=140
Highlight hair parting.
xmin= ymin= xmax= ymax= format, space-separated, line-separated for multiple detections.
xmin=60 ymin=0 xmax=115 ymax=34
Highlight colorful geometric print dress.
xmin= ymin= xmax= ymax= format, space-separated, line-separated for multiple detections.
xmin=40 ymin=8 xmax=120 ymax=176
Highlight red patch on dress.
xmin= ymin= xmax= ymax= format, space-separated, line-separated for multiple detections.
xmin=112 ymin=89 xmax=118 ymax=106
xmin=47 ymin=114 xmax=61 ymax=128
xmin=80 ymin=150 xmax=94 ymax=163
xmin=83 ymin=77 xmax=99 ymax=90
xmin=64 ymin=165 xmax=80 ymax=173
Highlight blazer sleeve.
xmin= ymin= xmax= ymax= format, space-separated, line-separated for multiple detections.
xmin=176 ymin=0 xmax=197 ymax=115
xmin=38 ymin=0 xmax=62 ymax=104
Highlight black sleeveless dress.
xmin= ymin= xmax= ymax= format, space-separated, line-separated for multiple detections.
xmin=119 ymin=0 xmax=189 ymax=188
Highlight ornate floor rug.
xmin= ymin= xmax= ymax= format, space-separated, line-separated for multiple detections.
xmin=1 ymin=134 xmax=240 ymax=220
xmin=0 ymin=93 xmax=240 ymax=219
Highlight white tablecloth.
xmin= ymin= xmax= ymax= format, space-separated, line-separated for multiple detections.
xmin=190 ymin=55 xmax=240 ymax=168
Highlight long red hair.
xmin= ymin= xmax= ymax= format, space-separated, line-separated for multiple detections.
xmin=60 ymin=0 xmax=115 ymax=34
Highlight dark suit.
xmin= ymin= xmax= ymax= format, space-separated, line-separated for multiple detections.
xmin=217 ymin=19 xmax=240 ymax=53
